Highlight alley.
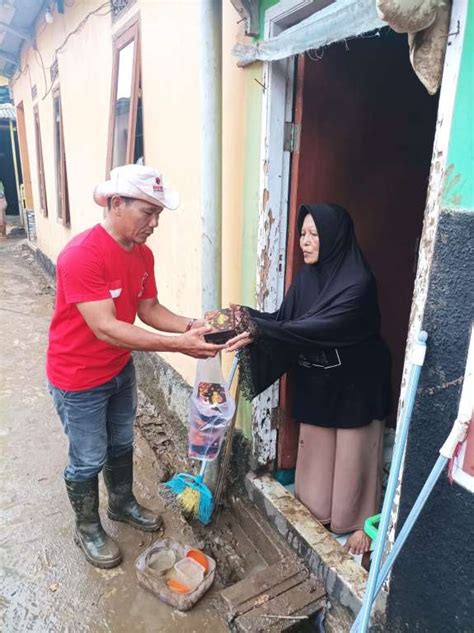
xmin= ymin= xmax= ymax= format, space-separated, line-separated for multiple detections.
xmin=0 ymin=240 xmax=228 ymax=633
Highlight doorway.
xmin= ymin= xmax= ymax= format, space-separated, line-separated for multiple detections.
xmin=0 ymin=123 xmax=21 ymax=216
xmin=275 ymin=30 xmax=439 ymax=522
xmin=15 ymin=102 xmax=33 ymax=212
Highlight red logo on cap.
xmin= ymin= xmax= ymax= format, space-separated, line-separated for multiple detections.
xmin=153 ymin=176 xmax=164 ymax=193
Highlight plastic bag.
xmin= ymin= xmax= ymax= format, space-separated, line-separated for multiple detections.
xmin=188 ymin=357 xmax=236 ymax=462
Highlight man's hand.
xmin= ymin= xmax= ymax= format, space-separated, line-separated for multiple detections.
xmin=190 ymin=318 xmax=206 ymax=329
xmin=176 ymin=325 xmax=225 ymax=358
xmin=225 ymin=331 xmax=254 ymax=352
xmin=76 ymin=300 xmax=222 ymax=356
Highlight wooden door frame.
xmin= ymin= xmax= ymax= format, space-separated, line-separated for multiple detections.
xmin=33 ymin=105 xmax=48 ymax=217
xmin=15 ymin=102 xmax=33 ymax=212
xmin=276 ymin=54 xmax=306 ymax=469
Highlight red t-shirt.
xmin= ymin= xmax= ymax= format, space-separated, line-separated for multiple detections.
xmin=47 ymin=224 xmax=157 ymax=391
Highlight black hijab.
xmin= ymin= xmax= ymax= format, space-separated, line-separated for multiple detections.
xmin=239 ymin=204 xmax=382 ymax=399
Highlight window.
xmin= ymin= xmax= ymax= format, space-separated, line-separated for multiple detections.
xmin=53 ymin=89 xmax=70 ymax=225
xmin=33 ymin=106 xmax=47 ymax=216
xmin=107 ymin=19 xmax=143 ymax=171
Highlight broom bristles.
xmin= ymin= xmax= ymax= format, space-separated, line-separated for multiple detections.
xmin=177 ymin=486 xmax=201 ymax=518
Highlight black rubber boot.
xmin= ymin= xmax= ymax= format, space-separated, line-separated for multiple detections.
xmin=65 ymin=477 xmax=122 ymax=569
xmin=103 ymin=449 xmax=163 ymax=532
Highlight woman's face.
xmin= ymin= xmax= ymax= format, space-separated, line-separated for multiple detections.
xmin=300 ymin=214 xmax=320 ymax=264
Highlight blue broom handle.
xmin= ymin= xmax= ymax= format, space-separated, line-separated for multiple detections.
xmin=198 ymin=355 xmax=240 ymax=479
xmin=353 ymin=331 xmax=428 ymax=633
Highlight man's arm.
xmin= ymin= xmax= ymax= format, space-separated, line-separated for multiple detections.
xmin=76 ymin=299 xmax=222 ymax=358
xmin=137 ymin=297 xmax=197 ymax=333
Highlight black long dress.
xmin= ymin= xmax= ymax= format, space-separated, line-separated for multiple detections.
xmin=238 ymin=204 xmax=392 ymax=428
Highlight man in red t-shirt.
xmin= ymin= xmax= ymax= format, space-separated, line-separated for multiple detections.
xmin=47 ymin=164 xmax=224 ymax=569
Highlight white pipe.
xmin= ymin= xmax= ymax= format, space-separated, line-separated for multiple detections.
xmin=200 ymin=0 xmax=222 ymax=313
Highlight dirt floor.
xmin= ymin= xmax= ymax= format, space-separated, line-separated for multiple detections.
xmin=0 ymin=240 xmax=229 ymax=633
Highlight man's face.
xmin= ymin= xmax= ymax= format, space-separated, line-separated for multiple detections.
xmin=113 ymin=196 xmax=164 ymax=245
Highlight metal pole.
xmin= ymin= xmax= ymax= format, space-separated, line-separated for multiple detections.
xmin=200 ymin=0 xmax=222 ymax=313
xmin=352 ymin=455 xmax=447 ymax=631
xmin=353 ymin=331 xmax=428 ymax=633
xmin=9 ymin=119 xmax=25 ymax=228
xmin=200 ymin=1 xmax=222 ymax=492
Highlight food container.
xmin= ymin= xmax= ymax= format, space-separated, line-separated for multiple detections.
xmin=146 ymin=548 xmax=176 ymax=575
xmin=136 ymin=538 xmax=216 ymax=611
xmin=203 ymin=308 xmax=236 ymax=344
xmin=186 ymin=548 xmax=209 ymax=573
xmin=174 ymin=558 xmax=204 ymax=590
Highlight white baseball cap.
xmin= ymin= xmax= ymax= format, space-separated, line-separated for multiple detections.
xmin=93 ymin=164 xmax=180 ymax=210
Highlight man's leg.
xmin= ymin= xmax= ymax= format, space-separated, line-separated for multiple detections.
xmin=102 ymin=360 xmax=162 ymax=532
xmin=49 ymin=382 xmax=122 ymax=568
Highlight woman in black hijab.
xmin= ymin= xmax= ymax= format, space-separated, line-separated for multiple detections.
xmin=229 ymin=204 xmax=391 ymax=555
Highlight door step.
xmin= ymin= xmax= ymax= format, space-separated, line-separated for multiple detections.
xmin=214 ymin=498 xmax=326 ymax=632
xmin=244 ymin=472 xmax=388 ymax=623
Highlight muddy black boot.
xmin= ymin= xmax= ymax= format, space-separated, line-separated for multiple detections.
xmin=65 ymin=477 xmax=122 ymax=569
xmin=103 ymin=449 xmax=163 ymax=532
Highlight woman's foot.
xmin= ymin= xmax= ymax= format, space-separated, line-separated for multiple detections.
xmin=344 ymin=529 xmax=371 ymax=555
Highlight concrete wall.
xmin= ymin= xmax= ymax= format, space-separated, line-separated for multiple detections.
xmin=386 ymin=209 xmax=474 ymax=631
xmin=10 ymin=1 xmax=250 ymax=388
xmin=386 ymin=4 xmax=474 ymax=629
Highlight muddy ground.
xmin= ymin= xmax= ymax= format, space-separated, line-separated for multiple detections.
xmin=0 ymin=240 xmax=233 ymax=633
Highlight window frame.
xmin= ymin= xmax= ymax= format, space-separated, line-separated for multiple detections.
xmin=106 ymin=17 xmax=142 ymax=173
xmin=33 ymin=105 xmax=48 ymax=217
xmin=52 ymin=87 xmax=70 ymax=226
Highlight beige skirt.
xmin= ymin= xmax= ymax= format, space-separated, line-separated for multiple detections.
xmin=295 ymin=420 xmax=384 ymax=534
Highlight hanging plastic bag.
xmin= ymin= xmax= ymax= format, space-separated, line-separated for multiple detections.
xmin=188 ymin=357 xmax=236 ymax=462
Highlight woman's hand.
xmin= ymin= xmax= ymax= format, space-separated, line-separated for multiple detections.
xmin=225 ymin=331 xmax=254 ymax=352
